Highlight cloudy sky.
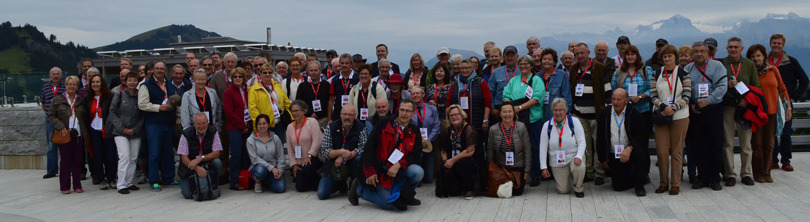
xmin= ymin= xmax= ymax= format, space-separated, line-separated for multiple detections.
xmin=4 ymin=0 xmax=808 ymax=58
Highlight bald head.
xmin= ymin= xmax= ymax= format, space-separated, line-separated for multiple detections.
xmin=595 ymin=41 xmax=609 ymax=61
xmin=611 ymin=88 xmax=629 ymax=113
xmin=568 ymin=40 xmax=579 ymax=52
xmin=375 ymin=97 xmax=389 ymax=116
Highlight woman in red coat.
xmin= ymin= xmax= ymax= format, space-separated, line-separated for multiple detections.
xmin=223 ymin=67 xmax=251 ymax=190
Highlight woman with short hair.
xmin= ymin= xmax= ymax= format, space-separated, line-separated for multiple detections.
xmin=223 ymin=67 xmax=251 ymax=190
xmin=748 ymin=44 xmax=791 ymax=183
xmin=285 ymin=100 xmax=324 ymax=192
xmin=109 ymin=71 xmax=145 ymax=194
xmin=486 ymin=103 xmax=531 ymax=196
xmin=540 ymin=98 xmax=587 ymax=198
xmin=49 ymin=76 xmax=88 ymax=194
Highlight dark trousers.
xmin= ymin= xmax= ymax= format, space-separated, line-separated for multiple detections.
xmin=752 ymin=115 xmax=776 ymax=180
xmin=688 ymin=105 xmax=724 ymax=184
xmin=439 ymin=157 xmax=475 ymax=196
xmin=228 ymin=130 xmax=249 ymax=188
xmin=294 ymin=158 xmax=323 ymax=192
xmin=474 ymin=127 xmax=488 ymax=192
xmin=773 ymin=119 xmax=793 ymax=164
xmin=59 ymin=136 xmax=84 ymax=191
xmin=607 ymin=147 xmax=650 ymax=191
xmin=90 ymin=129 xmax=117 ymax=183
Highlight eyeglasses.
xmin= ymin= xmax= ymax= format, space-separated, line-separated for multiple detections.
xmin=262 ymin=71 xmax=274 ymax=74
xmin=203 ymin=64 xmax=213 ymax=66
xmin=232 ymin=76 xmax=244 ymax=79
xmin=449 ymin=113 xmax=462 ymax=118
xmin=254 ymin=63 xmax=265 ymax=67
xmin=399 ymin=108 xmax=414 ymax=113
xmin=291 ymin=109 xmax=303 ymax=113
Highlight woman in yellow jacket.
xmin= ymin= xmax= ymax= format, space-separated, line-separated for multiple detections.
xmin=249 ymin=64 xmax=293 ymax=143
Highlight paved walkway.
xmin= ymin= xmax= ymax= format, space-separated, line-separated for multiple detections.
xmin=2 ymin=153 xmax=810 ymax=221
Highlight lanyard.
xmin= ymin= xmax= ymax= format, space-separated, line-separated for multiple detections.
xmin=730 ymin=62 xmax=742 ymax=79
xmin=664 ymin=67 xmax=674 ymax=94
xmin=52 ymin=85 xmax=60 ymax=97
xmin=262 ymin=83 xmax=277 ymax=108
xmin=628 ymin=69 xmax=638 ymax=80
xmin=415 ymin=106 xmax=425 ymax=127
xmin=556 ymin=117 xmax=566 ymax=148
xmin=92 ymin=95 xmax=102 ymax=118
xmin=196 ymin=89 xmax=207 ymax=112
xmin=500 ymin=122 xmax=514 ymax=151
xmin=543 ymin=69 xmax=555 ymax=89
xmin=395 ymin=124 xmax=405 ymax=141
xmin=294 ymin=117 xmax=307 ymax=144
xmin=239 ymin=87 xmax=247 ymax=109
xmin=433 ymin=83 xmax=444 ymax=102
xmin=696 ymin=61 xmax=708 ymax=82
xmin=769 ymin=54 xmax=784 ymax=67
xmin=197 ymin=133 xmax=204 ymax=156
xmin=505 ymin=68 xmax=516 ymax=80
xmin=155 ymin=76 xmax=167 ymax=100
xmin=411 ymin=72 xmax=421 ymax=88
xmin=341 ymin=77 xmax=351 ymax=94
xmin=453 ymin=123 xmax=466 ymax=140
xmin=613 ymin=110 xmax=625 ymax=143
xmin=521 ymin=74 xmax=531 ymax=86
xmin=577 ymin=59 xmax=593 ymax=83
xmin=310 ymin=81 xmax=321 ymax=96
xmin=327 ymin=68 xmax=333 ymax=78
xmin=360 ymin=88 xmax=368 ymax=107
xmin=341 ymin=127 xmax=348 ymax=144
xmin=617 ymin=56 xmax=623 ymax=67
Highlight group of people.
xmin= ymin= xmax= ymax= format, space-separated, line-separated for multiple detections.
xmin=40 ymin=33 xmax=805 ymax=210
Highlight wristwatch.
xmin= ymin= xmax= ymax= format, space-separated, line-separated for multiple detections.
xmin=519 ymin=105 xmax=523 ymax=110
xmin=201 ymin=155 xmax=205 ymax=160
xmin=482 ymin=120 xmax=489 ymax=124
xmin=308 ymin=154 xmax=313 ymax=158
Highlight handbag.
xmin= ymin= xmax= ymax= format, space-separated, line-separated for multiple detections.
xmin=485 ymin=159 xmax=522 ymax=197
xmin=652 ymin=68 xmax=679 ymax=125
xmin=51 ymin=129 xmax=71 ymax=144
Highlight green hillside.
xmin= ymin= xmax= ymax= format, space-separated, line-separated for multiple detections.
xmin=0 ymin=46 xmax=31 ymax=74
xmin=0 ymin=21 xmax=96 ymax=75
xmin=94 ymin=24 xmax=221 ymax=51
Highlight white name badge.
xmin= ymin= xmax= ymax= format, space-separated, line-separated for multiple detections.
xmin=420 ymin=128 xmax=428 ymax=140
xmin=735 ymin=82 xmax=749 ymax=95
xmin=341 ymin=95 xmax=350 ymax=106
xmin=556 ymin=150 xmax=566 ymax=164
xmin=272 ymin=104 xmax=281 ymax=118
xmin=667 ymin=97 xmax=674 ymax=105
xmin=460 ymin=97 xmax=469 ymax=109
xmin=295 ymin=146 xmax=302 ymax=159
xmin=68 ymin=116 xmax=77 ymax=129
xmin=161 ymin=98 xmax=168 ymax=105
xmin=360 ymin=108 xmax=369 ymax=120
xmin=544 ymin=94 xmax=550 ymax=104
xmin=90 ymin=117 xmax=103 ymax=131
xmin=312 ymin=100 xmax=322 ymax=112
xmin=452 ymin=150 xmax=461 ymax=158
xmin=388 ymin=149 xmax=404 ymax=164
xmin=202 ymin=111 xmax=210 ymax=121
xmin=575 ymin=84 xmax=585 ymax=97
xmin=524 ymin=86 xmax=534 ymax=99
xmin=614 ymin=145 xmax=624 ymax=159
xmin=698 ymin=84 xmax=709 ymax=98
xmin=505 ymin=152 xmax=515 ymax=166
xmin=243 ymin=109 xmax=251 ymax=123
xmin=628 ymin=84 xmax=638 ymax=97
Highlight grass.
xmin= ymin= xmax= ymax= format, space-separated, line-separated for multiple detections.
xmin=0 ymin=46 xmax=32 ymax=74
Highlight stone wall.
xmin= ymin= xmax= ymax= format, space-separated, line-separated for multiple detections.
xmin=0 ymin=104 xmax=47 ymax=169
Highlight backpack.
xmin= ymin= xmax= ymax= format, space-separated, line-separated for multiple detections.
xmin=546 ymin=114 xmax=575 ymax=140
xmin=189 ymin=165 xmax=221 ymax=201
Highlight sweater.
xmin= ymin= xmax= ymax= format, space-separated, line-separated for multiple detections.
xmin=721 ymin=56 xmax=761 ymax=106
xmin=246 ymin=132 xmax=285 ymax=170
xmin=651 ymin=66 xmax=692 ymax=121
xmin=285 ymin=117 xmax=323 ymax=166
xmin=539 ymin=116 xmax=586 ymax=169
xmin=757 ymin=65 xmax=791 ymax=114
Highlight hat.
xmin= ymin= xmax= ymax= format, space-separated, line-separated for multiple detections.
xmin=655 ymin=38 xmax=668 ymax=47
xmin=436 ymin=47 xmax=450 ymax=56
xmin=422 ymin=139 xmax=433 ymax=153
xmin=704 ymin=38 xmax=718 ymax=49
xmin=616 ymin=36 xmax=630 ymax=44
xmin=352 ymin=54 xmax=366 ymax=63
xmin=168 ymin=95 xmax=182 ymax=107
xmin=386 ymin=73 xmax=405 ymax=84
xmin=326 ymin=49 xmax=338 ymax=56
xmin=504 ymin=45 xmax=518 ymax=55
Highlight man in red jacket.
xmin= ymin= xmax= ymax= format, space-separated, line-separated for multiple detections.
xmin=350 ymin=99 xmax=423 ymax=210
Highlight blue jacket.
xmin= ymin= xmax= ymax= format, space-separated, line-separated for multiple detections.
xmin=539 ymin=69 xmax=573 ymax=122
xmin=489 ymin=65 xmax=520 ymax=107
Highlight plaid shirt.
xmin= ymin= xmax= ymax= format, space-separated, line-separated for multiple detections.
xmin=177 ymin=131 xmax=223 ymax=156
xmin=41 ymin=82 xmax=65 ymax=113
xmin=611 ymin=66 xmax=655 ymax=113
xmin=320 ymin=123 xmax=367 ymax=159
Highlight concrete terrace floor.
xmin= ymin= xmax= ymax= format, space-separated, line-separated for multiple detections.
xmin=2 ymin=153 xmax=810 ymax=222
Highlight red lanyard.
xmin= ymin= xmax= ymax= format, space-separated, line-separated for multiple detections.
xmin=395 ymin=125 xmax=405 ymax=141
xmin=664 ymin=68 xmax=673 ymax=94
xmin=294 ymin=118 xmax=307 ymax=144
xmin=628 ymin=69 xmax=638 ymax=80
xmin=730 ymin=62 xmax=741 ymax=79
xmin=577 ymin=59 xmax=593 ymax=83
xmin=52 ymin=85 xmax=60 ymax=97
xmin=341 ymin=78 xmax=351 ymax=94
xmin=156 ymin=78 xmax=167 ymax=100
xmin=696 ymin=61 xmax=708 ymax=82
xmin=92 ymin=95 xmax=102 ymax=118
xmin=310 ymin=81 xmax=320 ymax=96
xmin=263 ymin=83 xmax=277 ymax=107
xmin=433 ymin=83 xmax=444 ymax=102
xmin=196 ymin=90 xmax=207 ymax=112
xmin=360 ymin=88 xmax=368 ymax=107
xmin=617 ymin=57 xmax=623 ymax=67
xmin=543 ymin=69 xmax=555 ymax=89
xmin=500 ymin=122 xmax=514 ymax=150
xmin=411 ymin=72 xmax=421 ymax=88
xmin=327 ymin=68 xmax=333 ymax=78
xmin=506 ymin=68 xmax=516 ymax=80
xmin=416 ymin=106 xmax=425 ymax=125
xmin=197 ymin=133 xmax=204 ymax=156
xmin=521 ymin=75 xmax=530 ymax=86
xmin=556 ymin=117 xmax=566 ymax=148
xmin=770 ymin=54 xmax=784 ymax=67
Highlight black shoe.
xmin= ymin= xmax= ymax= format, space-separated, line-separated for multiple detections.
xmin=392 ymin=199 xmax=408 ymax=211
xmin=741 ymin=177 xmax=755 ymax=186
xmin=348 ymin=179 xmax=359 ymax=206
xmin=117 ymin=189 xmax=130 ymax=194
xmin=688 ymin=175 xmax=697 ymax=184
xmin=575 ymin=192 xmax=585 ymax=198
xmin=691 ymin=181 xmax=706 ymax=189
xmin=724 ymin=177 xmax=736 ymax=187
xmin=338 ymin=181 xmax=349 ymax=193
xmin=405 ymin=197 xmax=421 ymax=206
xmin=529 ymin=178 xmax=541 ymax=187
xmin=127 ymin=185 xmax=140 ymax=191
xmin=710 ymin=182 xmax=722 ymax=190
xmin=594 ymin=177 xmax=604 ymax=186
xmin=43 ymin=173 xmax=56 ymax=179
xmin=635 ymin=188 xmax=647 ymax=197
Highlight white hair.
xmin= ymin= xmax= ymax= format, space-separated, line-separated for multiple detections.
xmin=224 ymin=52 xmax=238 ymax=61
xmin=87 ymin=67 xmax=100 ymax=75
xmin=451 ymin=54 xmax=464 ymax=62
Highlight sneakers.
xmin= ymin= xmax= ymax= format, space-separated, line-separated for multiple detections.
xmin=100 ymin=181 xmax=110 ymax=190
xmin=151 ymin=184 xmax=162 ymax=192
xmin=61 ymin=190 xmax=70 ymax=194
xmin=348 ymin=179 xmax=359 ymax=206
xmin=118 ymin=189 xmax=130 ymax=194
xmin=169 ymin=180 xmax=181 ymax=186
xmin=43 ymin=173 xmax=56 ymax=179
xmin=254 ymin=182 xmax=263 ymax=193
xmin=771 ymin=163 xmax=780 ymax=170
xmin=74 ymin=188 xmax=83 ymax=193
xmin=464 ymin=192 xmax=475 ymax=200
xmin=782 ymin=164 xmax=794 ymax=171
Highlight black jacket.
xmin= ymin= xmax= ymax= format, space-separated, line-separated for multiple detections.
xmin=596 ymin=106 xmax=646 ymax=163
xmin=370 ymin=61 xmax=401 ymax=78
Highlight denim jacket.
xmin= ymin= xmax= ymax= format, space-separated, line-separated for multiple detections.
xmin=538 ymin=69 xmax=573 ymax=122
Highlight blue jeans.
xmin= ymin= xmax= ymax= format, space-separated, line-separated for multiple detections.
xmin=317 ymin=156 xmax=360 ymax=200
xmin=251 ymin=164 xmax=287 ymax=193
xmin=228 ymin=130 xmax=247 ymax=188
xmin=420 ymin=151 xmax=435 ymax=183
xmin=180 ymin=158 xmax=222 ymax=199
xmin=774 ymin=119 xmax=793 ymax=164
xmin=45 ymin=119 xmax=59 ymax=175
xmin=528 ymin=120 xmax=543 ymax=179
xmin=357 ymin=164 xmax=424 ymax=210
xmin=145 ymin=123 xmax=175 ymax=185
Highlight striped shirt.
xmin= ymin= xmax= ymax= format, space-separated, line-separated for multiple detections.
xmin=41 ymin=82 xmax=65 ymax=113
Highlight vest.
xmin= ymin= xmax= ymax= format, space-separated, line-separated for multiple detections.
xmin=183 ymin=127 xmax=216 ymax=158
xmin=450 ymin=76 xmax=485 ymax=128
xmin=328 ymin=119 xmax=364 ymax=153
xmin=143 ymin=76 xmax=178 ymax=125
xmin=330 ymin=75 xmax=359 ymax=121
